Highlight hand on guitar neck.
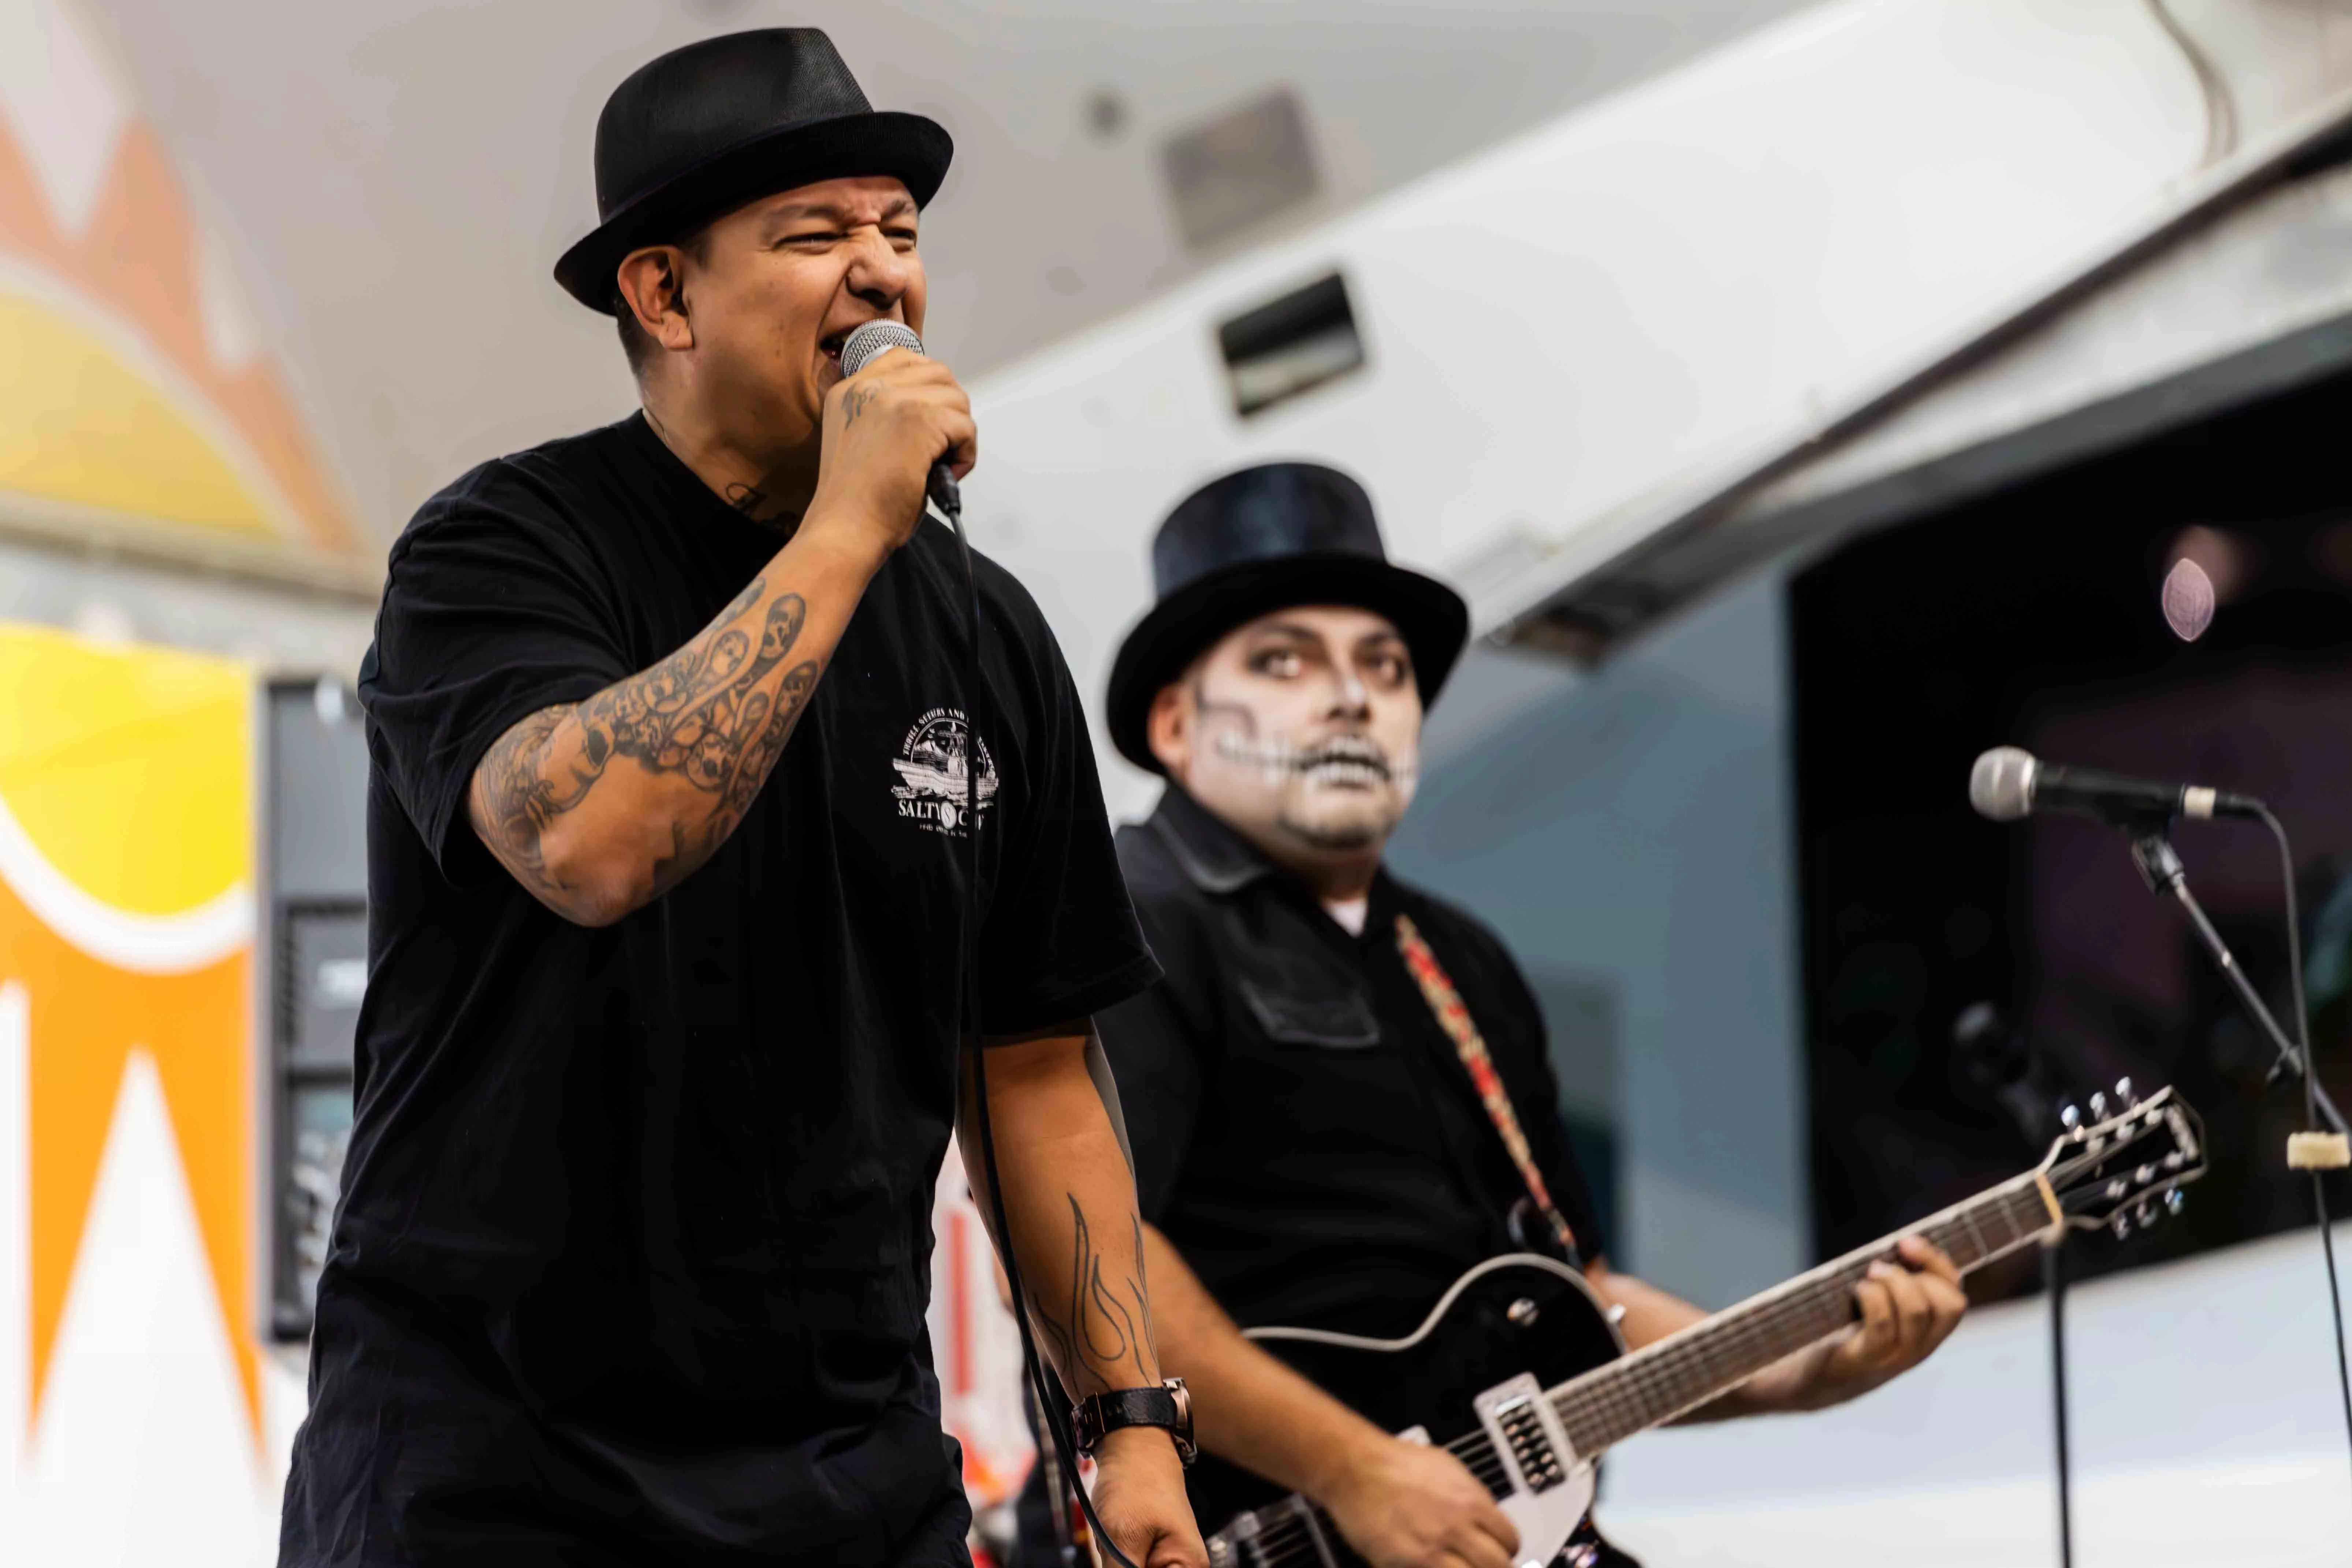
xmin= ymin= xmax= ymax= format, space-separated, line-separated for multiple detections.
xmin=1720 ymin=1236 xmax=1969 ymax=1415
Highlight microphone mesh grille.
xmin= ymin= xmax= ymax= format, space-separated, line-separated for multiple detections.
xmin=1970 ymin=746 xmax=2037 ymax=822
xmin=840 ymin=320 xmax=924 ymax=377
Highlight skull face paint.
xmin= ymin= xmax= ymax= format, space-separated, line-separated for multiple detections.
xmin=1149 ymin=604 xmax=1423 ymax=889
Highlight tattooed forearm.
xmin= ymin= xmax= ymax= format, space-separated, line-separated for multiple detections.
xmin=470 ymin=705 xmax=581 ymax=878
xmin=468 ymin=573 xmax=823 ymax=917
xmin=568 ymin=588 xmax=812 ymax=789
xmin=1022 ymin=1196 xmax=1161 ymax=1396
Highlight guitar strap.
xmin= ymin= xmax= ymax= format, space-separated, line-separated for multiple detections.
xmin=1394 ymin=912 xmax=1582 ymax=1268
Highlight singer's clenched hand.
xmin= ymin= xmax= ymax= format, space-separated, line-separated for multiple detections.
xmin=803 ymin=347 xmax=975 ymax=566
xmin=1088 ymin=1427 xmax=1209 ymax=1568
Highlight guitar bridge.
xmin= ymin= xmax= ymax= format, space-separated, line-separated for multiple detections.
xmin=1475 ymin=1373 xmax=1575 ymax=1496
xmin=1493 ymin=1396 xmax=1566 ymax=1492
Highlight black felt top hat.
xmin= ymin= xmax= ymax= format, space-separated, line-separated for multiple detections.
xmin=1106 ymin=462 xmax=1470 ymax=775
xmin=554 ymin=29 xmax=953 ymax=313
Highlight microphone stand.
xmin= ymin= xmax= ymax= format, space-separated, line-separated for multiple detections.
xmin=2127 ymin=830 xmax=2348 ymax=1137
xmin=2042 ymin=1241 xmax=2074 ymax=1568
xmin=1952 ymin=1001 xmax=2079 ymax=1567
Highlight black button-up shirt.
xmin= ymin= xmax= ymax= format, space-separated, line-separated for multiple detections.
xmin=1101 ymin=787 xmax=1603 ymax=1340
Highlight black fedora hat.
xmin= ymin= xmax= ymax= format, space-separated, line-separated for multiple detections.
xmin=1106 ymin=462 xmax=1470 ymax=775
xmin=554 ymin=29 xmax=953 ymax=313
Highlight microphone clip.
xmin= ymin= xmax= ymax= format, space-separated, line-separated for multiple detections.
xmin=2128 ymin=831 xmax=2186 ymax=896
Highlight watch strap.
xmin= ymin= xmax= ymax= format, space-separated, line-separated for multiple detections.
xmin=1071 ymin=1378 xmax=1195 ymax=1466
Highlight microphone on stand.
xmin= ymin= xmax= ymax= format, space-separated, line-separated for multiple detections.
xmin=838 ymin=320 xmax=962 ymax=518
xmin=1966 ymin=747 xmax=2352 ymax=1497
xmin=1969 ymin=746 xmax=2263 ymax=828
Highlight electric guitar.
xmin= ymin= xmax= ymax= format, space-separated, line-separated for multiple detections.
xmin=1196 ymin=1086 xmax=2206 ymax=1568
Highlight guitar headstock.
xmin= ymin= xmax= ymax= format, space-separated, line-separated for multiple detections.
xmin=2041 ymin=1081 xmax=2206 ymax=1238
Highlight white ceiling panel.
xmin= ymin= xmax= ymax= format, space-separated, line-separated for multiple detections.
xmin=71 ymin=0 xmax=1819 ymax=538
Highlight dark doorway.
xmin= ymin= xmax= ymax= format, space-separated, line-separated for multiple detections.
xmin=1790 ymin=361 xmax=2352 ymax=1299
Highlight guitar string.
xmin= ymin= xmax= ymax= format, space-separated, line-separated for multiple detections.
xmin=1245 ymin=1202 xmax=2043 ymax=1568
xmin=1244 ymin=1232 xmax=1932 ymax=1568
xmin=1573 ymin=1189 xmax=2037 ymax=1442
xmin=1233 ymin=1422 xmax=1512 ymax=1568
xmin=1239 ymin=1415 xmax=1521 ymax=1568
xmin=1584 ymin=1185 xmax=2033 ymax=1427
xmin=1243 ymin=1189 xmax=2045 ymax=1567
xmin=1235 ymin=1408 xmax=1521 ymax=1566
xmin=1605 ymin=1185 xmax=2043 ymax=1439
xmin=1228 ymin=1185 xmax=2051 ymax=1566
xmin=1569 ymin=1164 xmax=2125 ymax=1452
xmin=1552 ymin=1186 xmax=2043 ymax=1450
xmin=1235 ymin=1146 xmax=2174 ymax=1567
xmin=1250 ymin=1128 xmax=2149 ymax=1556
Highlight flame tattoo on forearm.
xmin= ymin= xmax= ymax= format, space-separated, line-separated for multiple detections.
xmin=1025 ymin=1200 xmax=1161 ymax=1397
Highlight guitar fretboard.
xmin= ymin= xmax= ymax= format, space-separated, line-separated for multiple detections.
xmin=1548 ymin=1174 xmax=2054 ymax=1455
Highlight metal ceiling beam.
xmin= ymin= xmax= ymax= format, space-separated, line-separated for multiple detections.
xmin=1497 ymin=82 xmax=2352 ymax=663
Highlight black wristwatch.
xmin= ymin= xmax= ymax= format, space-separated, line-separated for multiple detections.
xmin=1071 ymin=1378 xmax=1195 ymax=1468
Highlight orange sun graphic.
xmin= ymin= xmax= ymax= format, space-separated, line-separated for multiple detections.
xmin=0 ymin=1 xmax=346 ymax=1451
xmin=0 ymin=625 xmax=260 ymax=1445
xmin=0 ymin=2 xmax=356 ymax=553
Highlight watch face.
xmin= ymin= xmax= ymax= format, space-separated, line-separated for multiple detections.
xmin=1162 ymin=1378 xmax=1197 ymax=1466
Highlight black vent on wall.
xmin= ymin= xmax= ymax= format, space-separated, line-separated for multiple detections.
xmin=1217 ymin=271 xmax=1365 ymax=418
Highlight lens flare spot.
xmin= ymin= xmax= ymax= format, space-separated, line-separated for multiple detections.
xmin=2162 ymin=556 xmax=2215 ymax=642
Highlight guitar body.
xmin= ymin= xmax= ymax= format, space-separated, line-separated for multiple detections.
xmin=1192 ymin=1254 xmax=1627 ymax=1567
xmin=1185 ymin=1089 xmax=2210 ymax=1566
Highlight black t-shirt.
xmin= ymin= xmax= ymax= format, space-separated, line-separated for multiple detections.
xmin=280 ymin=414 xmax=1159 ymax=1567
xmin=1099 ymin=787 xmax=1601 ymax=1340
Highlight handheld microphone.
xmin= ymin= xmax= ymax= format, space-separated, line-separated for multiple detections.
xmin=838 ymin=320 xmax=961 ymax=518
xmin=1969 ymin=745 xmax=2263 ymax=827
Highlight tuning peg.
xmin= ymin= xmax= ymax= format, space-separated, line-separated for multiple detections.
xmin=2089 ymin=1091 xmax=2109 ymax=1119
xmin=2165 ymin=1188 xmax=2186 ymax=1216
xmin=2136 ymin=1200 xmax=2157 ymax=1228
xmin=2116 ymin=1076 xmax=2136 ymax=1107
xmin=2114 ymin=1211 xmax=2132 ymax=1238
xmin=2059 ymin=1103 xmax=2082 ymax=1131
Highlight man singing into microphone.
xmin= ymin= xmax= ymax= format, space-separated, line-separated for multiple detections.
xmin=1041 ymin=463 xmax=1968 ymax=1568
xmin=281 ymin=31 xmax=1202 ymax=1568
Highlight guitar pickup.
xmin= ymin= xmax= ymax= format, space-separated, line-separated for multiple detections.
xmin=1475 ymin=1375 xmax=1573 ymax=1495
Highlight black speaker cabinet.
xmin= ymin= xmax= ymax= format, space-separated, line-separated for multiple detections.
xmin=262 ymin=679 xmax=368 ymax=1342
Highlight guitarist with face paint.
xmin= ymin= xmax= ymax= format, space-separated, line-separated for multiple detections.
xmin=1019 ymin=464 xmax=1968 ymax=1568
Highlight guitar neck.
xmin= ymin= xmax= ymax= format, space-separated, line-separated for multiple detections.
xmin=1549 ymin=1171 xmax=2058 ymax=1456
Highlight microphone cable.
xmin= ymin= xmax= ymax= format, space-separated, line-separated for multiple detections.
xmin=833 ymin=314 xmax=1150 ymax=1566
xmin=2256 ymin=806 xmax=2352 ymax=1490
xmin=936 ymin=480 xmax=1147 ymax=1568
